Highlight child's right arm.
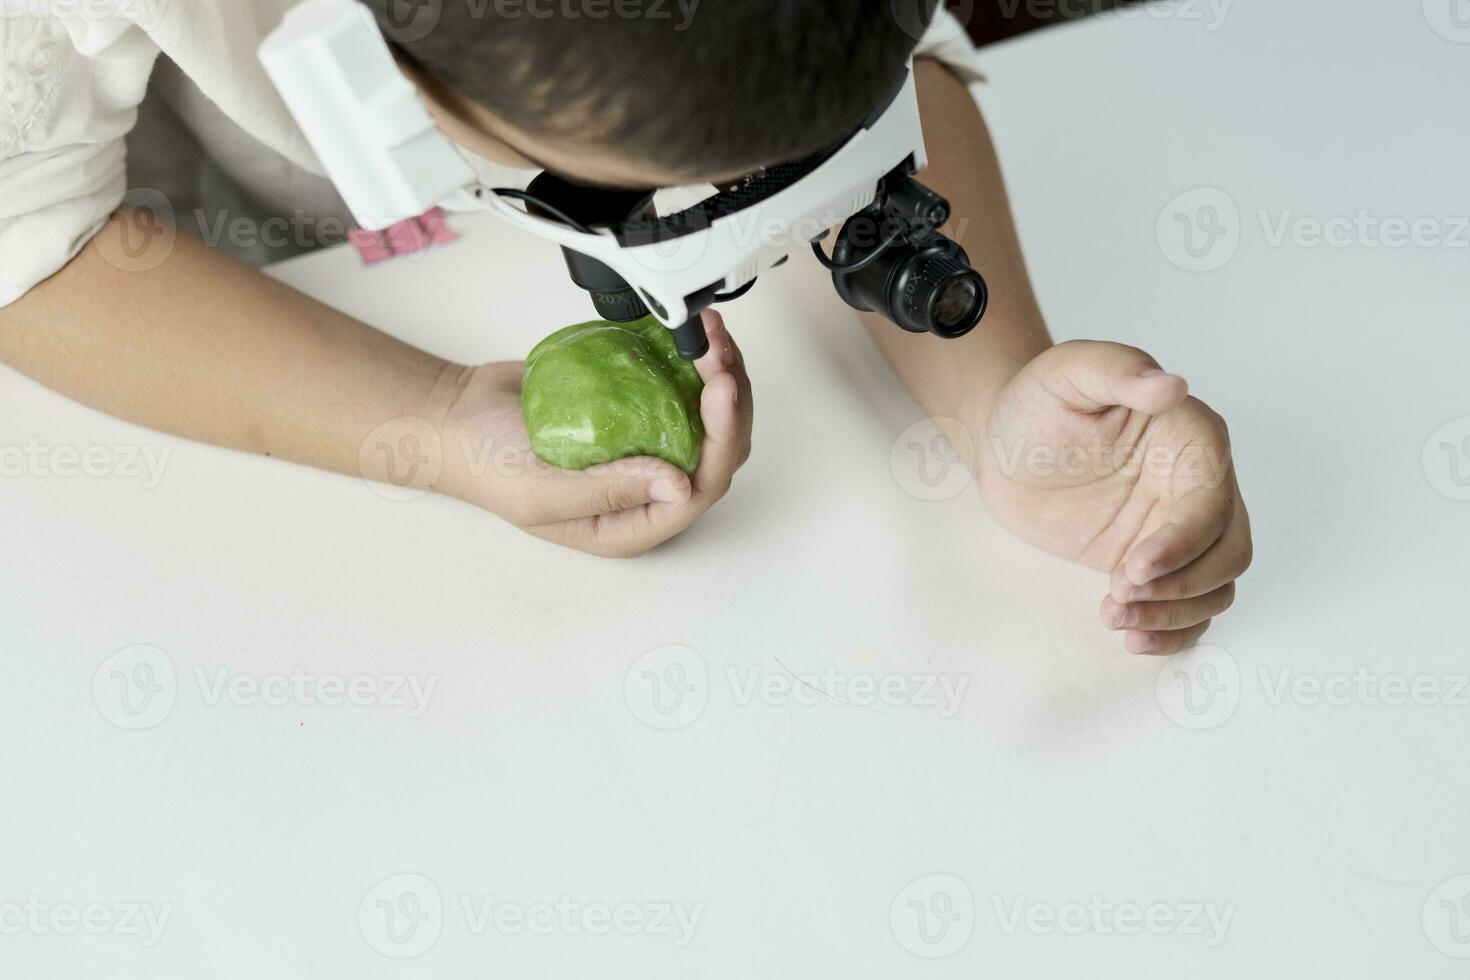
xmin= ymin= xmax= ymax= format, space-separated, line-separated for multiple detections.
xmin=0 ymin=206 xmax=753 ymax=558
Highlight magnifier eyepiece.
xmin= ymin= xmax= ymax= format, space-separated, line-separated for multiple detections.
xmin=908 ymin=248 xmax=988 ymax=339
xmin=829 ymin=175 xmax=988 ymax=340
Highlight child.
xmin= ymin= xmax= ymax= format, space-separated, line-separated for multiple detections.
xmin=0 ymin=0 xmax=1250 ymax=653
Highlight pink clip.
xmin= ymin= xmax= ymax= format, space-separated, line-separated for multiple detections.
xmin=348 ymin=227 xmax=394 ymax=265
xmin=350 ymin=208 xmax=459 ymax=265
xmin=383 ymin=216 xmax=431 ymax=255
xmin=417 ymin=207 xmax=460 ymax=246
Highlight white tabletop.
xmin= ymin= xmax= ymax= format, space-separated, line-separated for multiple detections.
xmin=4 ymin=1 xmax=1469 ymax=976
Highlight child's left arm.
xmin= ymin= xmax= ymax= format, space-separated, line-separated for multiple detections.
xmin=850 ymin=59 xmax=1252 ymax=654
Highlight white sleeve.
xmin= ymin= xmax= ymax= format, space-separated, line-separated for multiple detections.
xmin=912 ymin=7 xmax=987 ymax=84
xmin=0 ymin=7 xmax=160 ymax=307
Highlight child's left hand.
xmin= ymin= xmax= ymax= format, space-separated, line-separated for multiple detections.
xmin=975 ymin=340 xmax=1253 ymax=654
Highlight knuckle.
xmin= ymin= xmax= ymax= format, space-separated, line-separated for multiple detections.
xmin=1212 ymin=410 xmax=1230 ymax=440
xmin=1217 ymin=582 xmax=1238 ymax=613
xmin=1119 ymin=343 xmax=1152 ymax=365
xmin=588 ymin=516 xmax=661 ymax=560
xmin=1191 ymin=399 xmax=1226 ymax=428
xmin=1167 ymin=569 xmax=1196 ymax=600
xmin=601 ymin=481 xmax=644 ymax=514
xmin=1183 ymin=397 xmax=1226 ymax=433
xmin=1209 ymin=417 xmax=1232 ymax=449
xmin=1147 ymin=631 xmax=1182 ymax=655
xmin=593 ymin=485 xmax=623 ymax=514
xmin=1160 ymin=627 xmax=1196 ymax=654
xmin=1237 ymin=536 xmax=1255 ymax=576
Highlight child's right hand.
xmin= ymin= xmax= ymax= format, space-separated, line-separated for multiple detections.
xmin=439 ymin=310 xmax=753 ymax=558
xmin=976 ymin=341 xmax=1252 ymax=654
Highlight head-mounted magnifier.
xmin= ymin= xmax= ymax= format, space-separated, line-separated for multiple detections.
xmin=260 ymin=0 xmax=988 ymax=359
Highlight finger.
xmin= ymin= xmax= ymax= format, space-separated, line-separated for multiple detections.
xmin=717 ymin=315 xmax=754 ymax=456
xmin=1101 ymin=582 xmax=1235 ymax=633
xmin=688 ymin=312 xmax=751 ymax=498
xmin=693 ymin=308 xmax=739 ymax=379
xmin=1117 ymin=483 xmax=1235 ymax=587
xmin=690 ymin=371 xmax=742 ymax=499
xmin=1110 ymin=498 xmax=1252 ymax=602
xmin=1046 ymin=340 xmax=1190 ymax=415
xmin=693 ymin=309 xmax=754 ymax=440
xmin=1125 ymin=619 xmax=1213 ymax=656
xmin=514 ymin=455 xmax=691 ymax=527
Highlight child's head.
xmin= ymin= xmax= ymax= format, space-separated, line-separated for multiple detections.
xmin=363 ymin=0 xmax=935 ymax=188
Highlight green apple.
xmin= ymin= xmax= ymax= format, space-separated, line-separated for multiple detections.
xmin=522 ymin=315 xmax=704 ymax=474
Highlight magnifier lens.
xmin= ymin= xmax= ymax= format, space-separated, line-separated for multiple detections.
xmin=933 ymin=277 xmax=980 ymax=331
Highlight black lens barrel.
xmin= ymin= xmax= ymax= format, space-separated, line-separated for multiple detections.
xmin=831 ymin=224 xmax=987 ymax=339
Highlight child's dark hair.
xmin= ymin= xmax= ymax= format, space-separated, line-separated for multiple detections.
xmin=362 ymin=0 xmax=937 ymax=181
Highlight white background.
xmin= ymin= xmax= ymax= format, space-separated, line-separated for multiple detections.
xmin=3 ymin=0 xmax=1469 ymax=975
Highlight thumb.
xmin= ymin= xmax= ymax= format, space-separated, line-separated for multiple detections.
xmin=1043 ymin=340 xmax=1189 ymax=416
